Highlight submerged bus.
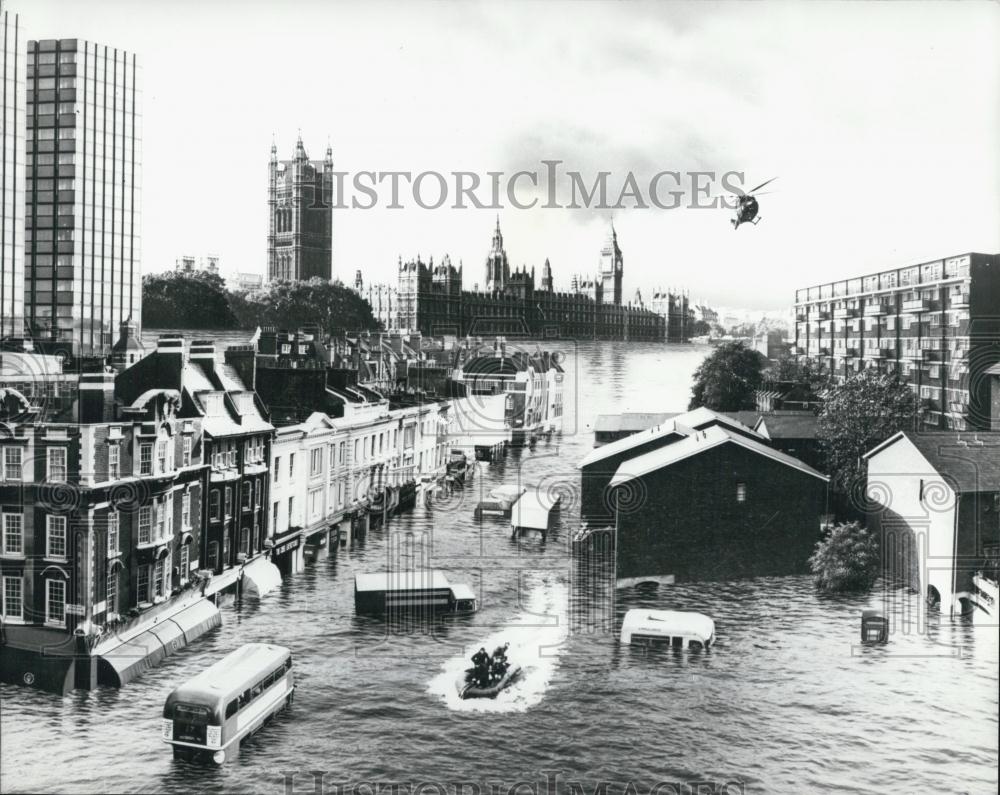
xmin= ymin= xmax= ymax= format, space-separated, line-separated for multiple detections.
xmin=162 ymin=643 xmax=293 ymax=764
xmin=354 ymin=570 xmax=478 ymax=615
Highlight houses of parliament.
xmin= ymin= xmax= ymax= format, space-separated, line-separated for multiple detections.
xmin=357 ymin=219 xmax=691 ymax=342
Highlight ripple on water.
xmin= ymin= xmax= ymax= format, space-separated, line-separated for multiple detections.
xmin=3 ymin=341 xmax=998 ymax=794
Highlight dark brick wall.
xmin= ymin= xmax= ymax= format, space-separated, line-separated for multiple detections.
xmin=615 ymin=442 xmax=828 ymax=582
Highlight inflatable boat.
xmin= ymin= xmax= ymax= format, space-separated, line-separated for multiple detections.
xmin=457 ymin=665 xmax=522 ymax=700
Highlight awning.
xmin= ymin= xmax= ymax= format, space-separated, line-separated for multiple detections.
xmin=96 ymin=599 xmax=221 ymax=688
xmin=241 ymin=556 xmax=282 ymax=598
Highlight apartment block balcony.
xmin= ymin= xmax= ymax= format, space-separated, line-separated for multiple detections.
xmin=948 ymin=401 xmax=968 ymax=415
xmin=833 ymin=307 xmax=859 ymax=320
xmin=864 ymin=302 xmax=889 ymax=316
xmin=902 ymin=297 xmax=934 ymax=313
xmin=879 ymin=346 xmax=896 ymax=359
xmin=845 ymin=346 xmax=860 ymax=357
xmin=949 ymin=292 xmax=970 ymax=309
xmin=922 ymin=349 xmax=945 ymax=363
xmin=817 ymin=346 xmax=831 ymax=356
xmin=815 ymin=310 xmax=831 ymax=321
xmin=901 ymin=348 xmax=922 ymax=360
xmin=795 ymin=309 xmax=808 ymax=321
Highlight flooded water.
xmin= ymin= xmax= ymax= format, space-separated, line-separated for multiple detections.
xmin=2 ymin=339 xmax=997 ymax=794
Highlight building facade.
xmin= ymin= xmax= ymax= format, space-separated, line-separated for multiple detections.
xmin=0 ymin=3 xmax=25 ymax=340
xmin=865 ymin=431 xmax=1000 ymax=619
xmin=24 ymin=38 xmax=142 ymax=358
xmin=267 ymin=136 xmax=333 ymax=283
xmin=115 ymin=336 xmax=276 ymax=579
xmin=175 ymin=254 xmax=219 ymax=275
xmin=608 ymin=426 xmax=829 ymax=586
xmin=576 ymin=407 xmax=828 ymax=586
xmin=390 ymin=221 xmax=675 ymax=342
xmin=0 ymin=352 xmax=215 ymax=693
xmin=794 ymin=252 xmax=1000 ymax=430
xmin=597 ymin=224 xmax=623 ymax=305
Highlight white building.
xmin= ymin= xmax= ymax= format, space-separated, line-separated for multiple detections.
xmin=865 ymin=430 xmax=1000 ymax=620
xmin=268 ymin=401 xmax=450 ymax=573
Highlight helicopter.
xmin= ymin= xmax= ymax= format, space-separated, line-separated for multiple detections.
xmin=728 ymin=177 xmax=777 ymax=229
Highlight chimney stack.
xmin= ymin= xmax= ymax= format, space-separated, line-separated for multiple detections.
xmin=189 ymin=340 xmax=217 ymax=371
xmin=78 ymin=372 xmax=117 ymax=423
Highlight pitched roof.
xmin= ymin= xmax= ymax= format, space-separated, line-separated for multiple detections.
xmin=578 ymin=406 xmax=762 ymax=469
xmin=755 ymin=413 xmax=820 ymax=439
xmin=721 ymin=411 xmax=762 ymax=429
xmin=865 ymin=431 xmax=1000 ymax=493
xmin=593 ymin=412 xmax=676 ymax=434
xmin=609 ymin=424 xmax=829 ymax=487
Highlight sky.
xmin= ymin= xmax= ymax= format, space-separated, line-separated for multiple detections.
xmin=16 ymin=0 xmax=1000 ymax=310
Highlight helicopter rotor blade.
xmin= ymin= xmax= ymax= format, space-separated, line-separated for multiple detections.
xmin=747 ymin=177 xmax=777 ymax=194
xmin=752 ymin=190 xmax=778 ymax=196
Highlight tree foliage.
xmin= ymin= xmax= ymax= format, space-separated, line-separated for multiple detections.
xmin=817 ymin=369 xmax=919 ymax=493
xmin=141 ymin=271 xmax=238 ymax=329
xmin=142 ymin=273 xmax=381 ymax=334
xmin=689 ymin=319 xmax=713 ymax=337
xmin=688 ymin=341 xmax=766 ymax=411
xmin=809 ymin=521 xmax=880 ymax=592
xmin=230 ymin=278 xmax=380 ymax=334
xmin=764 ymin=351 xmax=829 ymax=394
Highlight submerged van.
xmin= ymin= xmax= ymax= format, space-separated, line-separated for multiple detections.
xmin=619 ymin=609 xmax=715 ymax=650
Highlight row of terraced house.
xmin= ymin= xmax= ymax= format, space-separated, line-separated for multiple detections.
xmin=0 ymin=325 xmax=471 ymax=694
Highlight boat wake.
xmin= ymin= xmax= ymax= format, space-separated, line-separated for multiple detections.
xmin=427 ymin=576 xmax=569 ymax=712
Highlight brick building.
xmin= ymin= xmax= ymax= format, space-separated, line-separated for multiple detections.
xmin=0 ymin=349 xmax=215 ymax=693
xmin=115 ymin=336 xmax=275 ymax=578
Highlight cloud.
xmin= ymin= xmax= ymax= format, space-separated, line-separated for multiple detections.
xmin=18 ymin=0 xmax=1000 ymax=311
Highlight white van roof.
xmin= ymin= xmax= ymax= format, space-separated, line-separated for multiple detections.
xmin=620 ymin=609 xmax=715 ymax=642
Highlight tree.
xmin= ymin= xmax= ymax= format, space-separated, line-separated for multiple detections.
xmin=809 ymin=521 xmax=880 ymax=592
xmin=764 ymin=351 xmax=829 ymax=393
xmin=817 ymin=369 xmax=919 ymax=493
xmin=688 ymin=341 xmax=766 ymax=411
xmin=231 ymin=278 xmax=380 ymax=334
xmin=142 ymin=271 xmax=238 ymax=329
xmin=689 ymin=319 xmax=712 ymax=337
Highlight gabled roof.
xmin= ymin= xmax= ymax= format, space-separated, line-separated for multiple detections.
xmin=864 ymin=431 xmax=1000 ymax=493
xmin=578 ymin=407 xmax=762 ymax=469
xmin=593 ymin=412 xmax=676 ymax=434
xmin=755 ymin=413 xmax=820 ymax=440
xmin=609 ymin=424 xmax=829 ymax=487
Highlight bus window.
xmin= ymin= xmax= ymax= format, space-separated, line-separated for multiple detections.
xmin=174 ymin=704 xmax=209 ymax=744
xmin=672 ymin=636 xmax=683 ymax=649
xmin=285 ymin=657 xmax=292 ymax=672
xmin=688 ymin=639 xmax=703 ymax=650
xmin=252 ymin=681 xmax=263 ymax=698
xmin=239 ymin=689 xmax=251 ymax=708
xmin=225 ymin=699 xmax=238 ymax=719
xmin=271 ymin=667 xmax=284 ymax=682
